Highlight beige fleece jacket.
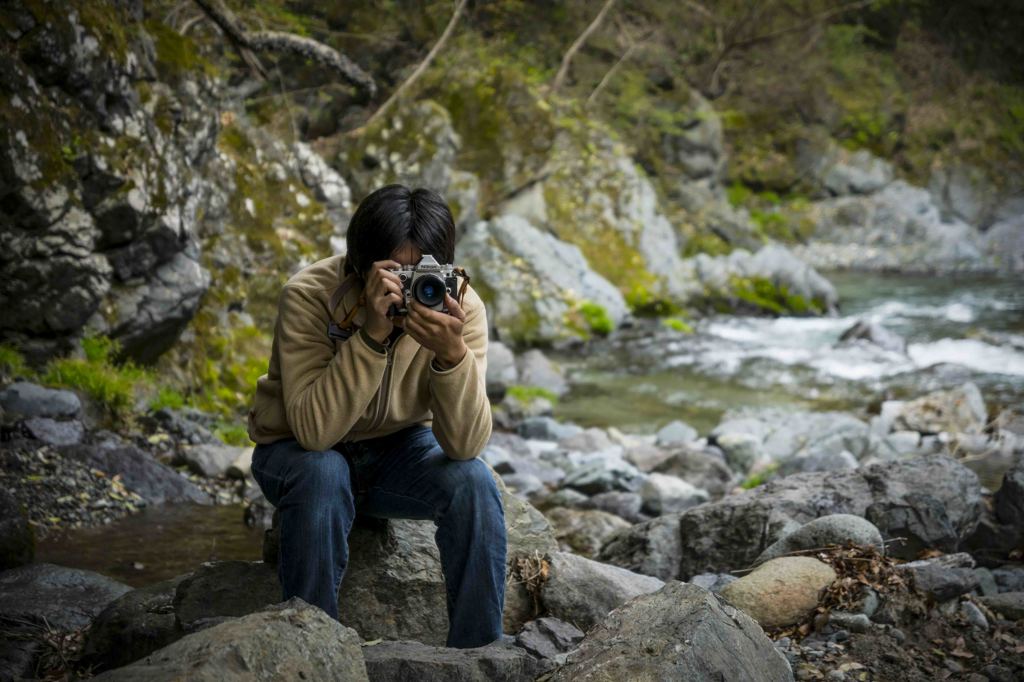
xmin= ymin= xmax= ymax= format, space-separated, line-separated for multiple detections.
xmin=246 ymin=253 xmax=492 ymax=460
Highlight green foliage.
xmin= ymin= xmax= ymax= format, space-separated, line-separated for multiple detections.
xmin=662 ymin=317 xmax=694 ymax=334
xmin=740 ymin=461 xmax=780 ymax=489
xmin=149 ymin=385 xmax=186 ymax=412
xmin=213 ymin=420 xmax=253 ymax=446
xmin=682 ymin=232 xmax=732 ymax=258
xmin=42 ymin=334 xmax=149 ymax=425
xmin=0 ymin=344 xmax=28 ymax=382
xmin=506 ymin=385 xmax=559 ymax=405
xmin=144 ymin=18 xmax=215 ymax=80
xmin=579 ymin=301 xmax=613 ymax=335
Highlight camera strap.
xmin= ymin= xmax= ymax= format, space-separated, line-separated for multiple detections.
xmin=454 ymin=267 xmax=471 ymax=305
xmin=327 ymin=274 xmax=363 ymax=342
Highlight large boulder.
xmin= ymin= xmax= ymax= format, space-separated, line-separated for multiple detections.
xmin=891 ymin=383 xmax=989 ymax=435
xmin=0 ymin=563 xmax=131 ymax=631
xmin=172 ymin=561 xmax=281 ymax=632
xmin=0 ymin=382 xmax=81 ymax=419
xmin=545 ymin=507 xmax=631 ymax=558
xmin=719 ymin=556 xmax=837 ymax=628
xmin=642 ymin=455 xmax=981 ymax=580
xmin=597 ymin=513 xmax=683 ymax=582
xmin=547 ymin=581 xmax=793 ymax=681
xmin=753 ymin=513 xmax=885 ymax=565
xmin=361 ymin=639 xmax=551 ymax=681
xmin=92 ymin=599 xmax=368 ymax=682
xmin=540 ymin=551 xmax=664 ymax=633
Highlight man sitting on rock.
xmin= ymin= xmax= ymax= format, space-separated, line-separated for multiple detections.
xmin=246 ymin=183 xmax=507 ymax=648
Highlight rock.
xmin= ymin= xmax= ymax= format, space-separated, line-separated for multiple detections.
xmin=688 ymin=572 xmax=738 ymax=593
xmin=719 ymin=556 xmax=836 ymax=628
xmin=486 ymin=340 xmax=518 ymax=400
xmin=360 ymin=638 xmax=550 ymax=681
xmin=640 ymin=472 xmax=710 ymax=515
xmin=557 ymin=427 xmax=616 ymax=453
xmin=0 ymin=563 xmax=131 ymax=631
xmin=992 ymin=566 xmax=1024 ymax=593
xmin=58 ymin=442 xmax=211 ymax=506
xmin=177 ymin=443 xmax=248 ymax=478
xmin=547 ymin=581 xmax=793 ymax=681
xmin=893 ymin=383 xmax=988 ymax=435
xmin=0 ymin=382 xmax=81 ymax=419
xmin=516 ymin=349 xmax=568 ymax=398
xmin=978 ymin=592 xmax=1024 ymax=621
xmin=598 ymin=513 xmax=683 ymax=581
xmin=560 ymin=455 xmax=644 ymax=495
xmin=517 ymin=417 xmax=582 ymax=442
xmin=457 ymin=215 xmax=629 ymax=344
xmin=540 ymin=551 xmax=665 ymax=633
xmin=21 ymin=416 xmax=85 ymax=445
xmin=982 ymin=213 xmax=1024 ymax=273
xmin=797 ymin=136 xmax=894 ymax=197
xmin=960 ymin=600 xmax=989 ymax=630
xmin=0 ymin=488 xmax=33 ymax=570
xmin=545 ymin=507 xmax=631 ymax=558
xmin=147 ymin=407 xmax=218 ymax=446
xmin=514 ymin=617 xmax=584 ymax=660
xmin=973 ymin=567 xmax=999 ymax=596
xmin=652 ymin=447 xmax=735 ymax=498
xmin=837 ymin=319 xmax=907 ymax=354
xmin=226 ymin=447 xmax=252 ymax=480
xmin=828 ymin=611 xmax=871 ymax=633
xmin=172 ymin=561 xmax=280 ymax=632
xmin=581 ymin=491 xmax=646 ymax=524
xmin=92 ymin=599 xmax=368 ymax=682
xmin=754 ymin=514 xmax=885 ymax=565
xmin=896 ymin=553 xmax=980 ymax=602
xmin=655 ymin=420 xmax=699 ymax=447
xmin=675 ymin=455 xmax=981 ymax=577
xmin=623 ymin=441 xmax=674 ymax=472
xmin=994 ymin=455 xmax=1024 ymax=527
xmin=82 ymin=575 xmax=189 ymax=672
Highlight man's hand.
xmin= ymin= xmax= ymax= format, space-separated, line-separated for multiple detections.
xmin=362 ymin=259 xmax=404 ymax=343
xmin=401 ymin=293 xmax=468 ymax=368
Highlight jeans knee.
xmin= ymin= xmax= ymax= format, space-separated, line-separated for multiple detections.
xmin=289 ymin=449 xmax=352 ymax=506
xmin=444 ymin=459 xmax=501 ymax=507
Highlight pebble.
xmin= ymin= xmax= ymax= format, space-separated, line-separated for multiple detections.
xmin=960 ymin=600 xmax=989 ymax=630
xmin=829 ymin=629 xmax=850 ymax=643
xmin=889 ymin=627 xmax=906 ymax=643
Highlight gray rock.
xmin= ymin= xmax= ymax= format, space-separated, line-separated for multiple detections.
xmin=893 ymin=383 xmax=988 ymax=435
xmin=640 ymin=472 xmax=710 ymax=515
xmin=22 ymin=417 xmax=85 ymax=445
xmin=598 ymin=512 xmax=683 ymax=581
xmin=486 ymin=340 xmax=518 ymax=400
xmin=754 ymin=514 xmax=885 ymax=565
xmin=516 ymin=349 xmax=569 ymax=398
xmin=655 ymin=420 xmax=699 ymax=447
xmin=896 ymin=553 xmax=980 ymax=601
xmin=82 ymin=575 xmax=189 ymax=672
xmin=361 ymin=638 xmax=550 ymax=681
xmin=517 ymin=417 xmax=582 ymax=442
xmin=514 ymin=617 xmax=584 ymax=660
xmin=545 ymin=507 xmax=631 ymax=558
xmin=547 ymin=581 xmax=793 ymax=681
xmin=177 ymin=443 xmax=249 ymax=478
xmin=982 ymin=213 xmax=1024 ymax=273
xmin=172 ymin=561 xmax=280 ymax=632
xmin=837 ymin=319 xmax=907 ymax=354
xmin=960 ymin=600 xmax=989 ymax=630
xmin=561 ymin=455 xmax=644 ymax=495
xmin=541 ymin=551 xmax=665 ymax=633
xmin=557 ymin=427 xmax=616 ymax=453
xmin=0 ymin=488 xmax=33 ymax=570
xmin=582 ymin=491 xmax=646 ymax=524
xmin=0 ymin=382 xmax=81 ymax=419
xmin=92 ymin=598 xmax=368 ymax=682
xmin=992 ymin=566 xmax=1024 ymax=593
xmin=829 ymin=611 xmax=871 ymax=633
xmin=995 ymin=455 xmax=1024 ymax=527
xmin=978 ymin=592 xmax=1024 ymax=621
xmin=0 ymin=563 xmax=131 ymax=631
xmin=674 ymin=455 xmax=981 ymax=578
xmin=688 ymin=572 xmax=738 ymax=593
xmin=651 ymin=447 xmax=735 ymax=498
xmin=973 ymin=567 xmax=999 ymax=596
xmin=797 ymin=137 xmax=894 ymax=197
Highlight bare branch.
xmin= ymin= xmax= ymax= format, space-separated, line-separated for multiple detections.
xmin=586 ymin=33 xmax=648 ymax=107
xmin=552 ymin=0 xmax=619 ymax=94
xmin=349 ymin=0 xmax=468 ymax=136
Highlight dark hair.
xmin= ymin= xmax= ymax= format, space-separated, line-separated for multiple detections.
xmin=344 ymin=184 xmax=455 ymax=279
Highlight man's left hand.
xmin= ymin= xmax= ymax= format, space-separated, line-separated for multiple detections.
xmin=398 ymin=293 xmax=468 ymax=368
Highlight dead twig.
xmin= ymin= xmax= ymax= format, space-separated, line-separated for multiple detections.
xmin=552 ymin=0 xmax=618 ymax=94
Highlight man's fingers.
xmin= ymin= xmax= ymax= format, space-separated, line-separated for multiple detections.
xmin=444 ymin=293 xmax=466 ymax=321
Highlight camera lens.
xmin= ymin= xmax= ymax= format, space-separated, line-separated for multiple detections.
xmin=413 ymin=274 xmax=445 ymax=307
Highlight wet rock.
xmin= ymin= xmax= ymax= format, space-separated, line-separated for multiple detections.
xmin=547 ymin=581 xmax=793 ymax=681
xmin=92 ymin=598 xmax=368 ymax=682
xmin=0 ymin=563 xmax=131 ymax=631
xmin=60 ymin=442 xmax=211 ymax=506
xmin=0 ymin=488 xmax=33 ymax=570
xmin=892 ymin=382 xmax=988 ymax=435
xmin=978 ymin=592 xmax=1024 ymax=621
xmin=361 ymin=638 xmax=550 ymax=681
xmin=22 ymin=416 xmax=85 ymax=446
xmin=0 ymin=382 xmax=81 ymax=419
xmin=598 ymin=512 xmax=683 ymax=581
xmin=172 ymin=561 xmax=280 ymax=632
xmin=896 ymin=553 xmax=979 ymax=601
xmin=82 ymin=575 xmax=189 ymax=672
xmin=754 ymin=514 xmax=885 ymax=565
xmin=719 ymin=557 xmax=837 ymax=628
xmin=176 ymin=443 xmax=248 ymax=478
xmin=655 ymin=420 xmax=699 ymax=447
xmin=514 ymin=617 xmax=584 ymax=660
xmin=540 ymin=551 xmax=665 ymax=633
xmin=545 ymin=507 xmax=631 ymax=558
xmin=640 ymin=472 xmax=709 ymax=515
xmin=837 ymin=319 xmax=907 ymax=354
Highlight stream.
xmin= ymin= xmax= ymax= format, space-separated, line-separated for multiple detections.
xmin=36 ymin=271 xmax=1024 ymax=586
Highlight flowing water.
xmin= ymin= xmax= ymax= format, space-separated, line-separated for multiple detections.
xmin=554 ymin=271 xmax=1024 ymax=434
xmin=35 ymin=272 xmax=1024 ymax=584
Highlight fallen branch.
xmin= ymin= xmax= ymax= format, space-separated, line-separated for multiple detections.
xmin=552 ymin=0 xmax=618 ymax=94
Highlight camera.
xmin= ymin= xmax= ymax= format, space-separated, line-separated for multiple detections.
xmin=387 ymin=254 xmax=459 ymax=316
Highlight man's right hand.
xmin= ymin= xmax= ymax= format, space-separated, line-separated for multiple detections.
xmin=362 ymin=259 xmax=404 ymax=343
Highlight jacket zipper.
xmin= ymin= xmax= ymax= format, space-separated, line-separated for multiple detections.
xmin=367 ymin=332 xmax=401 ymax=432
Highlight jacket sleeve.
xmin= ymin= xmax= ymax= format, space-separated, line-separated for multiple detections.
xmin=427 ymin=287 xmax=492 ymax=460
xmin=277 ymin=283 xmax=388 ymax=452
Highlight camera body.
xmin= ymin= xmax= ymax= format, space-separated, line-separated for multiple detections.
xmin=387 ymin=254 xmax=459 ymax=316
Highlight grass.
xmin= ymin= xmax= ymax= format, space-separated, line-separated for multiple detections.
xmin=740 ymin=461 xmax=780 ymax=489
xmin=506 ymin=385 xmax=560 ymax=405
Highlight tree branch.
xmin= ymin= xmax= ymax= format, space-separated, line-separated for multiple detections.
xmin=552 ymin=0 xmax=619 ymax=94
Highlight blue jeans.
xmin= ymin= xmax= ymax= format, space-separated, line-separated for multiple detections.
xmin=250 ymin=423 xmax=507 ymax=648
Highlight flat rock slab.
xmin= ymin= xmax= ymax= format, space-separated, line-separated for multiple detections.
xmin=92 ymin=599 xmax=368 ymax=681
xmin=0 ymin=563 xmax=131 ymax=631
xmin=361 ymin=638 xmax=551 ymax=681
xmin=59 ymin=443 xmax=211 ymax=506
xmin=547 ymin=581 xmax=793 ymax=681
